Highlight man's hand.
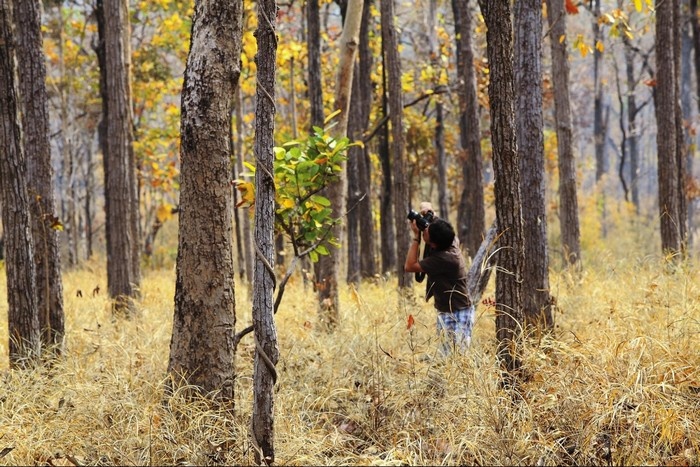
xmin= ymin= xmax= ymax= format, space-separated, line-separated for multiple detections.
xmin=419 ymin=201 xmax=433 ymax=215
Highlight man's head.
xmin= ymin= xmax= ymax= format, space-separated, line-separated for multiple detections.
xmin=426 ymin=219 xmax=455 ymax=251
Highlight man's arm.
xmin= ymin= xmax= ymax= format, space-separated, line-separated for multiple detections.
xmin=404 ymin=230 xmax=424 ymax=273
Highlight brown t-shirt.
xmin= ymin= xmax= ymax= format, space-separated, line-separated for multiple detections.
xmin=419 ymin=237 xmax=471 ymax=313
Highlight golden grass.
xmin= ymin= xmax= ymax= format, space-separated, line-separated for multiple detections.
xmin=0 ymin=250 xmax=699 ymax=466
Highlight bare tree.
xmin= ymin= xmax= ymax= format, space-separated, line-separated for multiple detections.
xmin=0 ymin=0 xmax=41 ymax=366
xmin=167 ymin=0 xmax=242 ymax=401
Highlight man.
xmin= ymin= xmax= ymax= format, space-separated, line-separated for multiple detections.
xmin=404 ymin=203 xmax=474 ymax=356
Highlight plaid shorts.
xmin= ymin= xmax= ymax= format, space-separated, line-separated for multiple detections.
xmin=436 ymin=305 xmax=475 ymax=356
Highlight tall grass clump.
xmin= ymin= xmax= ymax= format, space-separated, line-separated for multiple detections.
xmin=0 ymin=249 xmax=699 ymax=465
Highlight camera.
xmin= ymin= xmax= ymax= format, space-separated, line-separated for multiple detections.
xmin=407 ymin=209 xmax=435 ymax=231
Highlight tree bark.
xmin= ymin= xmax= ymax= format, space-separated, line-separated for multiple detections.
xmin=478 ymin=0 xmax=524 ymax=379
xmin=15 ymin=0 xmax=65 ymax=350
xmin=381 ymin=0 xmax=412 ymax=290
xmin=452 ymin=0 xmax=485 ymax=259
xmin=167 ymin=0 xmax=242 ymax=403
xmin=546 ymin=0 xmax=581 ymax=269
xmin=251 ymin=0 xmax=279 ymax=462
xmin=0 ymin=0 xmax=41 ymax=366
xmin=515 ymin=0 xmax=552 ymax=329
xmin=655 ymin=0 xmax=684 ymax=257
xmin=315 ymin=0 xmax=363 ymax=329
xmin=99 ymin=0 xmax=140 ymax=312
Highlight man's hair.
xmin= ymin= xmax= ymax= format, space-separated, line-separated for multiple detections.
xmin=428 ymin=219 xmax=455 ymax=251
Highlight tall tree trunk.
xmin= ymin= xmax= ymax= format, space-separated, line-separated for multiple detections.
xmin=656 ymin=0 xmax=684 ymax=257
xmin=15 ymin=0 xmax=65 ymax=350
xmin=315 ymin=0 xmax=363 ymax=329
xmin=429 ymin=0 xmax=449 ymax=220
xmin=251 ymin=0 xmax=279 ymax=462
xmin=167 ymin=0 xmax=242 ymax=402
xmin=381 ymin=0 xmax=412 ymax=290
xmin=99 ymin=0 xmax=140 ymax=312
xmin=478 ymin=0 xmax=524 ymax=379
xmin=234 ymin=87 xmax=253 ymax=286
xmin=593 ymin=0 xmax=606 ymax=183
xmin=307 ymin=0 xmax=324 ymax=129
xmin=673 ymin=0 xmax=688 ymax=250
xmin=378 ymin=64 xmax=396 ymax=274
xmin=515 ymin=0 xmax=551 ymax=329
xmin=546 ymin=0 xmax=581 ymax=269
xmin=0 ymin=0 xmax=41 ymax=366
xmin=452 ymin=0 xmax=485 ymax=259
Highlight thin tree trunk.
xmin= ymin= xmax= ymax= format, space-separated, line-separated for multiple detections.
xmin=251 ymin=0 xmax=279 ymax=461
xmin=381 ymin=0 xmax=412 ymax=290
xmin=546 ymin=0 xmax=581 ymax=269
xmin=452 ymin=0 xmax=485 ymax=259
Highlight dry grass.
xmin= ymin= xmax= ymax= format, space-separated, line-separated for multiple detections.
xmin=1 ymin=249 xmax=699 ymax=466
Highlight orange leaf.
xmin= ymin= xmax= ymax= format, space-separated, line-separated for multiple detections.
xmin=565 ymin=0 xmax=579 ymax=14
xmin=407 ymin=314 xmax=415 ymax=330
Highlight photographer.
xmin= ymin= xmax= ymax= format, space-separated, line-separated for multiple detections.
xmin=404 ymin=203 xmax=474 ymax=356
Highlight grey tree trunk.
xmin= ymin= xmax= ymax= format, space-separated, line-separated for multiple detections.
xmin=307 ymin=0 xmax=324 ymax=129
xmin=99 ymin=0 xmax=140 ymax=312
xmin=234 ymin=87 xmax=253 ymax=286
xmin=655 ymin=0 xmax=684 ymax=256
xmin=381 ymin=0 xmax=412 ymax=290
xmin=167 ymin=0 xmax=242 ymax=402
xmin=15 ymin=0 xmax=65 ymax=350
xmin=0 ymin=0 xmax=41 ymax=367
xmin=429 ymin=0 xmax=449 ymax=220
xmin=316 ymin=0 xmax=363 ymax=330
xmin=478 ymin=0 xmax=524 ymax=378
xmin=452 ymin=0 xmax=485 ymax=259
xmin=251 ymin=0 xmax=279 ymax=462
xmin=593 ymin=0 xmax=607 ymax=183
xmin=546 ymin=0 xmax=581 ymax=269
xmin=515 ymin=0 xmax=552 ymax=329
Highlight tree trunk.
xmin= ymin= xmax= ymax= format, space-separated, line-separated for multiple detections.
xmin=656 ymin=0 xmax=684 ymax=257
xmin=307 ymin=0 xmax=324 ymax=129
xmin=381 ymin=0 xmax=412 ymax=290
xmin=378 ymin=72 xmax=396 ymax=274
xmin=452 ymin=0 xmax=485 ymax=259
xmin=478 ymin=0 xmax=524 ymax=379
xmin=593 ymin=0 xmax=607 ymax=183
xmin=99 ymin=0 xmax=140 ymax=312
xmin=546 ymin=0 xmax=581 ymax=269
xmin=234 ymin=87 xmax=253 ymax=286
xmin=515 ymin=0 xmax=552 ymax=329
xmin=251 ymin=0 xmax=279 ymax=462
xmin=0 ymin=0 xmax=41 ymax=366
xmin=15 ymin=0 xmax=65 ymax=350
xmin=167 ymin=0 xmax=242 ymax=402
xmin=316 ymin=0 xmax=363 ymax=329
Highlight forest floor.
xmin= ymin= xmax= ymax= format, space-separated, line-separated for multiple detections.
xmin=0 ymin=248 xmax=699 ymax=466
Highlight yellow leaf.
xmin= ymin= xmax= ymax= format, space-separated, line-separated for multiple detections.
xmin=157 ymin=203 xmax=174 ymax=223
xmin=634 ymin=0 xmax=642 ymax=11
xmin=596 ymin=41 xmax=604 ymax=53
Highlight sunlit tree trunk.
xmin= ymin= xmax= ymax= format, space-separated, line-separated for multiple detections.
xmin=478 ymin=0 xmax=524 ymax=380
xmin=167 ymin=0 xmax=242 ymax=401
xmin=251 ymin=0 xmax=279 ymax=462
xmin=546 ymin=0 xmax=581 ymax=269
xmin=316 ymin=0 xmax=363 ymax=329
xmin=452 ymin=0 xmax=485 ymax=259
xmin=15 ymin=0 xmax=65 ymax=351
xmin=0 ymin=0 xmax=41 ymax=366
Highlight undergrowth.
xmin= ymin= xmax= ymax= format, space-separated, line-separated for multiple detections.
xmin=0 ymin=248 xmax=699 ymax=465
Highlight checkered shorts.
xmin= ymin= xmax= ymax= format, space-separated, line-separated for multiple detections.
xmin=436 ymin=305 xmax=475 ymax=356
